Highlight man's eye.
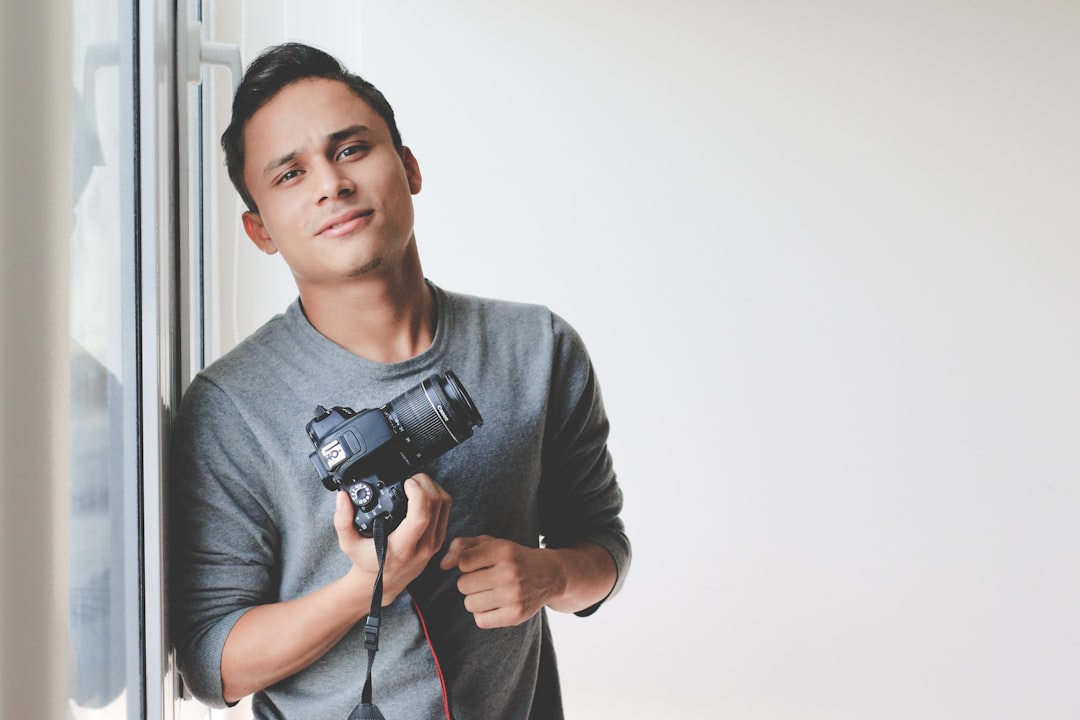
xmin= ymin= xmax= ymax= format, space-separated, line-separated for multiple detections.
xmin=278 ymin=169 xmax=301 ymax=184
xmin=338 ymin=144 xmax=369 ymax=160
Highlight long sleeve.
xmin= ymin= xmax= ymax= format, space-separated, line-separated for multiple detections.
xmin=169 ymin=377 xmax=281 ymax=707
xmin=539 ymin=313 xmax=631 ymax=611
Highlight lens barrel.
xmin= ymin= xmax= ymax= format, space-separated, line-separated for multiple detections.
xmin=386 ymin=371 xmax=483 ymax=464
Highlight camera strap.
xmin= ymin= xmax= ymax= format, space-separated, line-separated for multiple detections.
xmin=348 ymin=516 xmax=388 ymax=720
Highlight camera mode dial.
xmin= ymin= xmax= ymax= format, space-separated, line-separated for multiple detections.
xmin=347 ymin=481 xmax=376 ymax=511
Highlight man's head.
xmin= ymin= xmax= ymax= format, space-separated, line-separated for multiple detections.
xmin=222 ymin=42 xmax=403 ymax=213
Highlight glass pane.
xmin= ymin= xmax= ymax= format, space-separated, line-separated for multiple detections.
xmin=69 ymin=0 xmax=139 ymax=717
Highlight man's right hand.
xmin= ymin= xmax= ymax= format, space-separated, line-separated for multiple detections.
xmin=221 ymin=473 xmax=452 ymax=703
xmin=333 ymin=472 xmax=452 ymax=605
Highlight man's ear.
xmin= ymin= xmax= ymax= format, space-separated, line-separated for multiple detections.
xmin=400 ymin=146 xmax=422 ymax=195
xmin=242 ymin=211 xmax=278 ymax=255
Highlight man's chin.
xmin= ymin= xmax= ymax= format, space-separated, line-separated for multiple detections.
xmin=349 ymin=257 xmax=383 ymax=276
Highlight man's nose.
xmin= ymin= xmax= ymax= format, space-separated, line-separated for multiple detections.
xmin=316 ymin=162 xmax=354 ymax=203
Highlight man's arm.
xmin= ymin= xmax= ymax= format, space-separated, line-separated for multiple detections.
xmin=434 ymin=311 xmax=629 ymax=631
xmin=220 ymin=561 xmax=374 ymax=703
xmin=439 ymin=536 xmax=616 ymax=629
xmin=221 ymin=475 xmax=451 ymax=702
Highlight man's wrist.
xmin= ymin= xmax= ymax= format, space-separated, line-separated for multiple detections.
xmin=544 ymin=542 xmax=617 ymax=614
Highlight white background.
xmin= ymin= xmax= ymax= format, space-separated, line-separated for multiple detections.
xmin=207 ymin=2 xmax=1080 ymax=718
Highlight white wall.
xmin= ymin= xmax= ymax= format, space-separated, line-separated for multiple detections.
xmin=209 ymin=2 xmax=1080 ymax=717
xmin=0 ymin=3 xmax=72 ymax=719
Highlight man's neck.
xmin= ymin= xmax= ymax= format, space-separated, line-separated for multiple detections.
xmin=298 ymin=273 xmax=436 ymax=364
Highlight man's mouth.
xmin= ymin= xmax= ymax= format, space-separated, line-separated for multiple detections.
xmin=317 ymin=209 xmax=374 ymax=237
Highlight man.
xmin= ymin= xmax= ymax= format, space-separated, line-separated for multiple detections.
xmin=170 ymin=42 xmax=630 ymax=719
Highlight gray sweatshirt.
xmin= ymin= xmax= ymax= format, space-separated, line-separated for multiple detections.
xmin=169 ymin=282 xmax=630 ymax=719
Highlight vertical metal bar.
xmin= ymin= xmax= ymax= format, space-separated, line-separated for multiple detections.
xmin=126 ymin=0 xmax=147 ymax=716
xmin=138 ymin=0 xmax=181 ymax=715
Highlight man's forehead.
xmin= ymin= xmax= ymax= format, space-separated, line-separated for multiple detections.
xmin=243 ymin=79 xmax=386 ymax=163
xmin=252 ymin=78 xmax=380 ymax=131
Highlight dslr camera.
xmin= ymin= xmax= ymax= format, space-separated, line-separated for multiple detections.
xmin=305 ymin=371 xmax=483 ymax=537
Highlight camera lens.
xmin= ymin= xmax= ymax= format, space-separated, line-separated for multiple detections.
xmin=441 ymin=370 xmax=484 ymax=432
xmin=387 ymin=371 xmax=484 ymax=465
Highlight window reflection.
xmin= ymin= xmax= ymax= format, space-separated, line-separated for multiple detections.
xmin=69 ymin=343 xmax=127 ymax=712
xmin=68 ymin=1 xmax=132 ymax=716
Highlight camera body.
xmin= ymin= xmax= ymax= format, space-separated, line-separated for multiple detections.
xmin=305 ymin=371 xmax=483 ymax=537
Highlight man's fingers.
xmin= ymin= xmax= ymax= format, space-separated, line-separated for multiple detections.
xmin=391 ymin=474 xmax=451 ymax=554
xmin=440 ymin=535 xmax=494 ymax=571
xmin=333 ymin=490 xmax=380 ymax=573
xmin=433 ymin=481 xmax=452 ymax=549
xmin=439 ymin=537 xmax=464 ymax=570
xmin=333 ymin=491 xmax=356 ymax=536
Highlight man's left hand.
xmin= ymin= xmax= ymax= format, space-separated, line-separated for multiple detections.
xmin=439 ymin=536 xmax=565 ymax=629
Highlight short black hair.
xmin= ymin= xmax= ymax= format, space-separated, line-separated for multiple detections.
xmin=221 ymin=42 xmax=403 ymax=212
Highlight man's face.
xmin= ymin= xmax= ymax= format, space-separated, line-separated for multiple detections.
xmin=240 ymin=77 xmax=422 ymax=288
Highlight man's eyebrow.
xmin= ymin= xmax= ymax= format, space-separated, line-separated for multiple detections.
xmin=262 ymin=148 xmax=301 ymax=180
xmin=328 ymin=124 xmax=372 ymax=144
xmin=260 ymin=125 xmax=373 ymax=179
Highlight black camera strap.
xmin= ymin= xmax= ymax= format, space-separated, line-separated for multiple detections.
xmin=348 ymin=516 xmax=388 ymax=720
